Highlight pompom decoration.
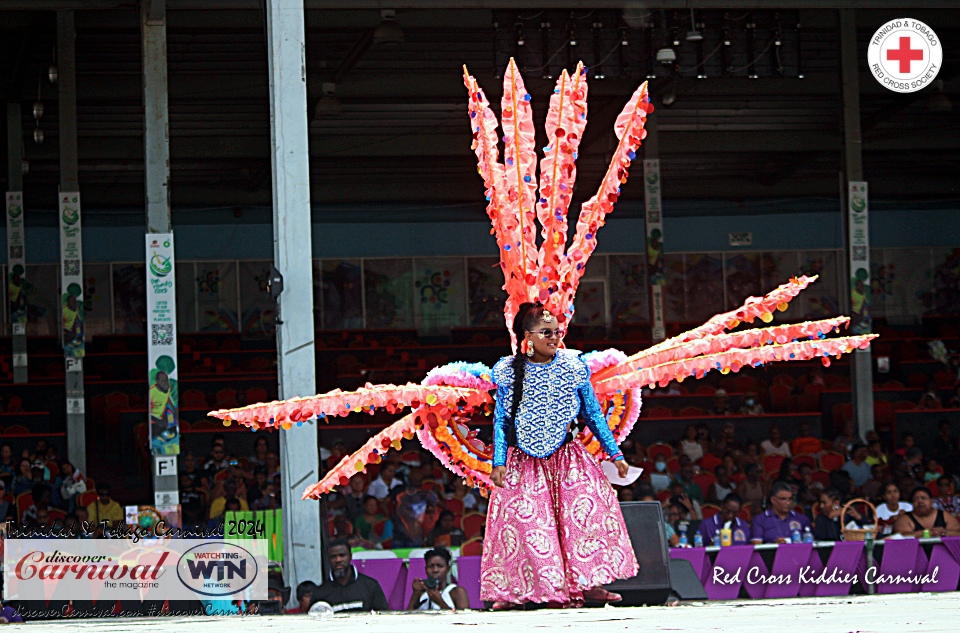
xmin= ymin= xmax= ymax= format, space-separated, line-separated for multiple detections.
xmin=207 ymin=62 xmax=877 ymax=503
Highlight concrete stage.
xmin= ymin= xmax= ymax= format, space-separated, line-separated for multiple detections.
xmin=18 ymin=593 xmax=958 ymax=632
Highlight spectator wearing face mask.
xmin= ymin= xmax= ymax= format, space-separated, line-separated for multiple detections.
xmin=650 ymin=455 xmax=671 ymax=492
xmin=738 ymin=392 xmax=764 ymax=416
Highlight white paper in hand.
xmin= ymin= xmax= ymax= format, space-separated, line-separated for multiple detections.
xmin=601 ymin=461 xmax=643 ymax=486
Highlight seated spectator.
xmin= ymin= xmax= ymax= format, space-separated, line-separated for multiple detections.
xmin=698 ymin=493 xmax=750 ymax=546
xmin=760 ymin=426 xmax=791 ymax=457
xmin=0 ymin=481 xmax=14 ymax=522
xmin=353 ymin=495 xmax=393 ymax=544
xmin=842 ymin=444 xmax=872 ymax=490
xmin=833 ymin=420 xmax=861 ymax=458
xmin=933 ymin=420 xmax=956 ymax=471
xmin=265 ymin=451 xmax=281 ymax=479
xmin=342 ymin=475 xmax=368 ymax=522
xmin=797 ymin=464 xmax=824 ymax=509
xmin=902 ymin=446 xmax=924 ymax=482
xmin=179 ymin=473 xmax=207 ymax=528
xmin=876 ymin=481 xmax=912 ymax=534
xmin=711 ymin=389 xmax=733 ymax=416
xmin=327 ymin=441 xmax=348 ymax=470
xmin=791 ymin=422 xmax=823 ymax=456
xmin=287 ymin=580 xmax=317 ymax=614
xmin=425 ymin=510 xmax=465 ymax=548
xmin=736 ymin=464 xmax=767 ymax=510
xmin=31 ymin=439 xmax=48 ymax=463
xmin=738 ymin=391 xmax=765 ymax=416
xmin=385 ymin=449 xmax=411 ymax=484
xmin=209 ymin=479 xmax=250 ymax=520
xmin=249 ymin=436 xmax=269 ymax=469
xmin=446 ymin=477 xmax=481 ymax=513
xmin=86 ymin=483 xmax=123 ymax=528
xmin=933 ymin=476 xmax=960 ymax=515
xmin=860 ymin=465 xmax=885 ymax=502
xmin=368 ymin=463 xmax=403 ymax=500
xmin=673 ymin=460 xmax=704 ymax=504
xmin=251 ymin=483 xmax=279 ymax=511
xmin=894 ymin=433 xmax=916 ymax=458
xmin=330 ymin=514 xmax=357 ymax=543
xmin=57 ymin=460 xmax=86 ymax=513
xmin=696 ymin=424 xmax=714 ymax=455
xmin=713 ymin=423 xmax=742 ymax=456
xmin=408 ymin=547 xmax=469 ymax=611
xmin=11 ymin=458 xmax=34 ymax=496
xmin=894 ymin=487 xmax=960 ymax=537
xmin=918 ymin=381 xmax=943 ymax=410
xmin=742 ymin=442 xmax=761 ymax=468
xmin=750 ymin=482 xmax=812 ymax=544
xmin=204 ymin=443 xmax=231 ymax=473
xmin=618 ymin=487 xmax=635 ymax=502
xmin=721 ymin=452 xmax=740 ymax=477
xmin=829 ymin=469 xmax=856 ymax=499
xmin=391 ymin=471 xmax=438 ymax=548
xmin=246 ymin=467 xmax=269 ymax=505
xmin=814 ymin=488 xmax=866 ymax=541
xmin=179 ymin=452 xmax=202 ymax=485
xmin=0 ymin=443 xmax=15 ymax=481
xmin=924 ymin=459 xmax=944 ymax=483
xmin=678 ymin=425 xmax=705 ymax=463
xmin=667 ymin=496 xmax=701 ymax=538
xmin=22 ymin=484 xmax=52 ymax=526
xmin=0 ymin=600 xmax=23 ymax=623
xmin=311 ymin=539 xmax=389 ymax=612
xmin=650 ymin=454 xmax=671 ymax=493
xmin=708 ymin=465 xmax=735 ymax=504
xmin=864 ymin=439 xmax=888 ymax=468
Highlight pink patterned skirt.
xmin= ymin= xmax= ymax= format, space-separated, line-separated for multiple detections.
xmin=480 ymin=441 xmax=639 ymax=606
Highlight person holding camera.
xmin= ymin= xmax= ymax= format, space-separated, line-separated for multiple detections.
xmin=408 ymin=548 xmax=469 ymax=611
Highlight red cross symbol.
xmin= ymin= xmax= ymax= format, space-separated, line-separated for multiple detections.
xmin=886 ymin=36 xmax=923 ymax=73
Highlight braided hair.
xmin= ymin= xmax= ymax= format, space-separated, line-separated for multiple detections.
xmin=509 ymin=302 xmax=548 ymax=425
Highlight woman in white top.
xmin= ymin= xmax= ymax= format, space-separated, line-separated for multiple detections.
xmin=760 ymin=426 xmax=792 ymax=458
xmin=408 ymin=547 xmax=470 ymax=611
xmin=876 ymin=482 xmax=913 ymax=531
xmin=679 ymin=425 xmax=704 ymax=462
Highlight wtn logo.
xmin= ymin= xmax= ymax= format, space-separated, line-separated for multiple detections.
xmin=186 ymin=559 xmax=247 ymax=581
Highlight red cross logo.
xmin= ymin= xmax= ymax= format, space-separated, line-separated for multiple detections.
xmin=886 ymin=36 xmax=923 ymax=73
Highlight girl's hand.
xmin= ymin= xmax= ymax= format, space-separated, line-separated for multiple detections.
xmin=616 ymin=460 xmax=630 ymax=479
xmin=491 ymin=466 xmax=506 ymax=488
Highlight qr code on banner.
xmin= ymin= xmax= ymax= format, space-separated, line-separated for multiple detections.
xmin=852 ymin=246 xmax=867 ymax=261
xmin=151 ymin=323 xmax=174 ymax=346
xmin=63 ymin=259 xmax=81 ymax=277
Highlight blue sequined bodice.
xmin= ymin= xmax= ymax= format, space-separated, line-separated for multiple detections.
xmin=491 ymin=349 xmax=623 ymax=467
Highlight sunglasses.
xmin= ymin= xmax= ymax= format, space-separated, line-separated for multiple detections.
xmin=528 ymin=328 xmax=566 ymax=340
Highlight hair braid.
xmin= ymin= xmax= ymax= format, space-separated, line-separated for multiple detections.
xmin=509 ymin=302 xmax=543 ymax=424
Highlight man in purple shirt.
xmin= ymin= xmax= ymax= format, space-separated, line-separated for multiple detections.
xmin=698 ymin=493 xmax=750 ymax=546
xmin=0 ymin=602 xmax=23 ymax=623
xmin=750 ymin=482 xmax=812 ymax=544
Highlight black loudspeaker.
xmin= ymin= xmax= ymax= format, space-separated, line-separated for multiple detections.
xmin=603 ymin=501 xmax=672 ymax=606
xmin=669 ymin=559 xmax=708 ymax=600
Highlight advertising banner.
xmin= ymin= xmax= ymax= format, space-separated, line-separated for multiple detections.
xmin=6 ymin=192 xmax=26 ymax=328
xmin=147 ymin=233 xmax=180 ymax=455
xmin=4 ymin=538 xmax=268 ymax=601
xmin=59 ymin=193 xmax=84 ymax=357
xmin=643 ymin=159 xmax=665 ymax=342
xmin=848 ymin=182 xmax=871 ymax=334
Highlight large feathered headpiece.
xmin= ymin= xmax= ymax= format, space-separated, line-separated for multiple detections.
xmin=464 ymin=59 xmax=652 ymax=351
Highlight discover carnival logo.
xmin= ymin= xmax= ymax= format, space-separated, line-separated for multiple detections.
xmin=867 ymin=18 xmax=942 ymax=93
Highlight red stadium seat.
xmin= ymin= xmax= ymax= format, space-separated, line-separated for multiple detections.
xmin=701 ymin=504 xmax=720 ymax=519
xmin=647 ymin=443 xmax=674 ymax=461
xmin=819 ymin=452 xmax=845 ymax=472
xmin=762 ymin=454 xmax=785 ymax=476
xmin=699 ymin=453 xmax=722 ymax=472
xmin=693 ymin=472 xmax=717 ymax=493
xmin=793 ymin=455 xmax=817 ymax=469
xmin=461 ymin=513 xmax=486 ymax=540
xmin=461 ymin=537 xmax=483 ymax=557
xmin=769 ymin=384 xmax=793 ymax=413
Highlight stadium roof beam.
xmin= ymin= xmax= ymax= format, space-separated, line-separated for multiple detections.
xmin=7 ymin=0 xmax=960 ymax=9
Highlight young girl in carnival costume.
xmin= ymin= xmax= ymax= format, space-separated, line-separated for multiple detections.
xmin=482 ymin=302 xmax=636 ymax=608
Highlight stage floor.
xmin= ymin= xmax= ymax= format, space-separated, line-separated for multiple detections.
xmin=20 ymin=592 xmax=956 ymax=631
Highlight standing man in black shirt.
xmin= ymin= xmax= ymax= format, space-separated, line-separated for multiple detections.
xmin=310 ymin=539 xmax=390 ymax=613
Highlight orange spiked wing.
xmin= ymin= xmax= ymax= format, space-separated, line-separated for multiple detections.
xmin=559 ymin=81 xmax=652 ymax=321
xmin=537 ymin=64 xmax=588 ymax=318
